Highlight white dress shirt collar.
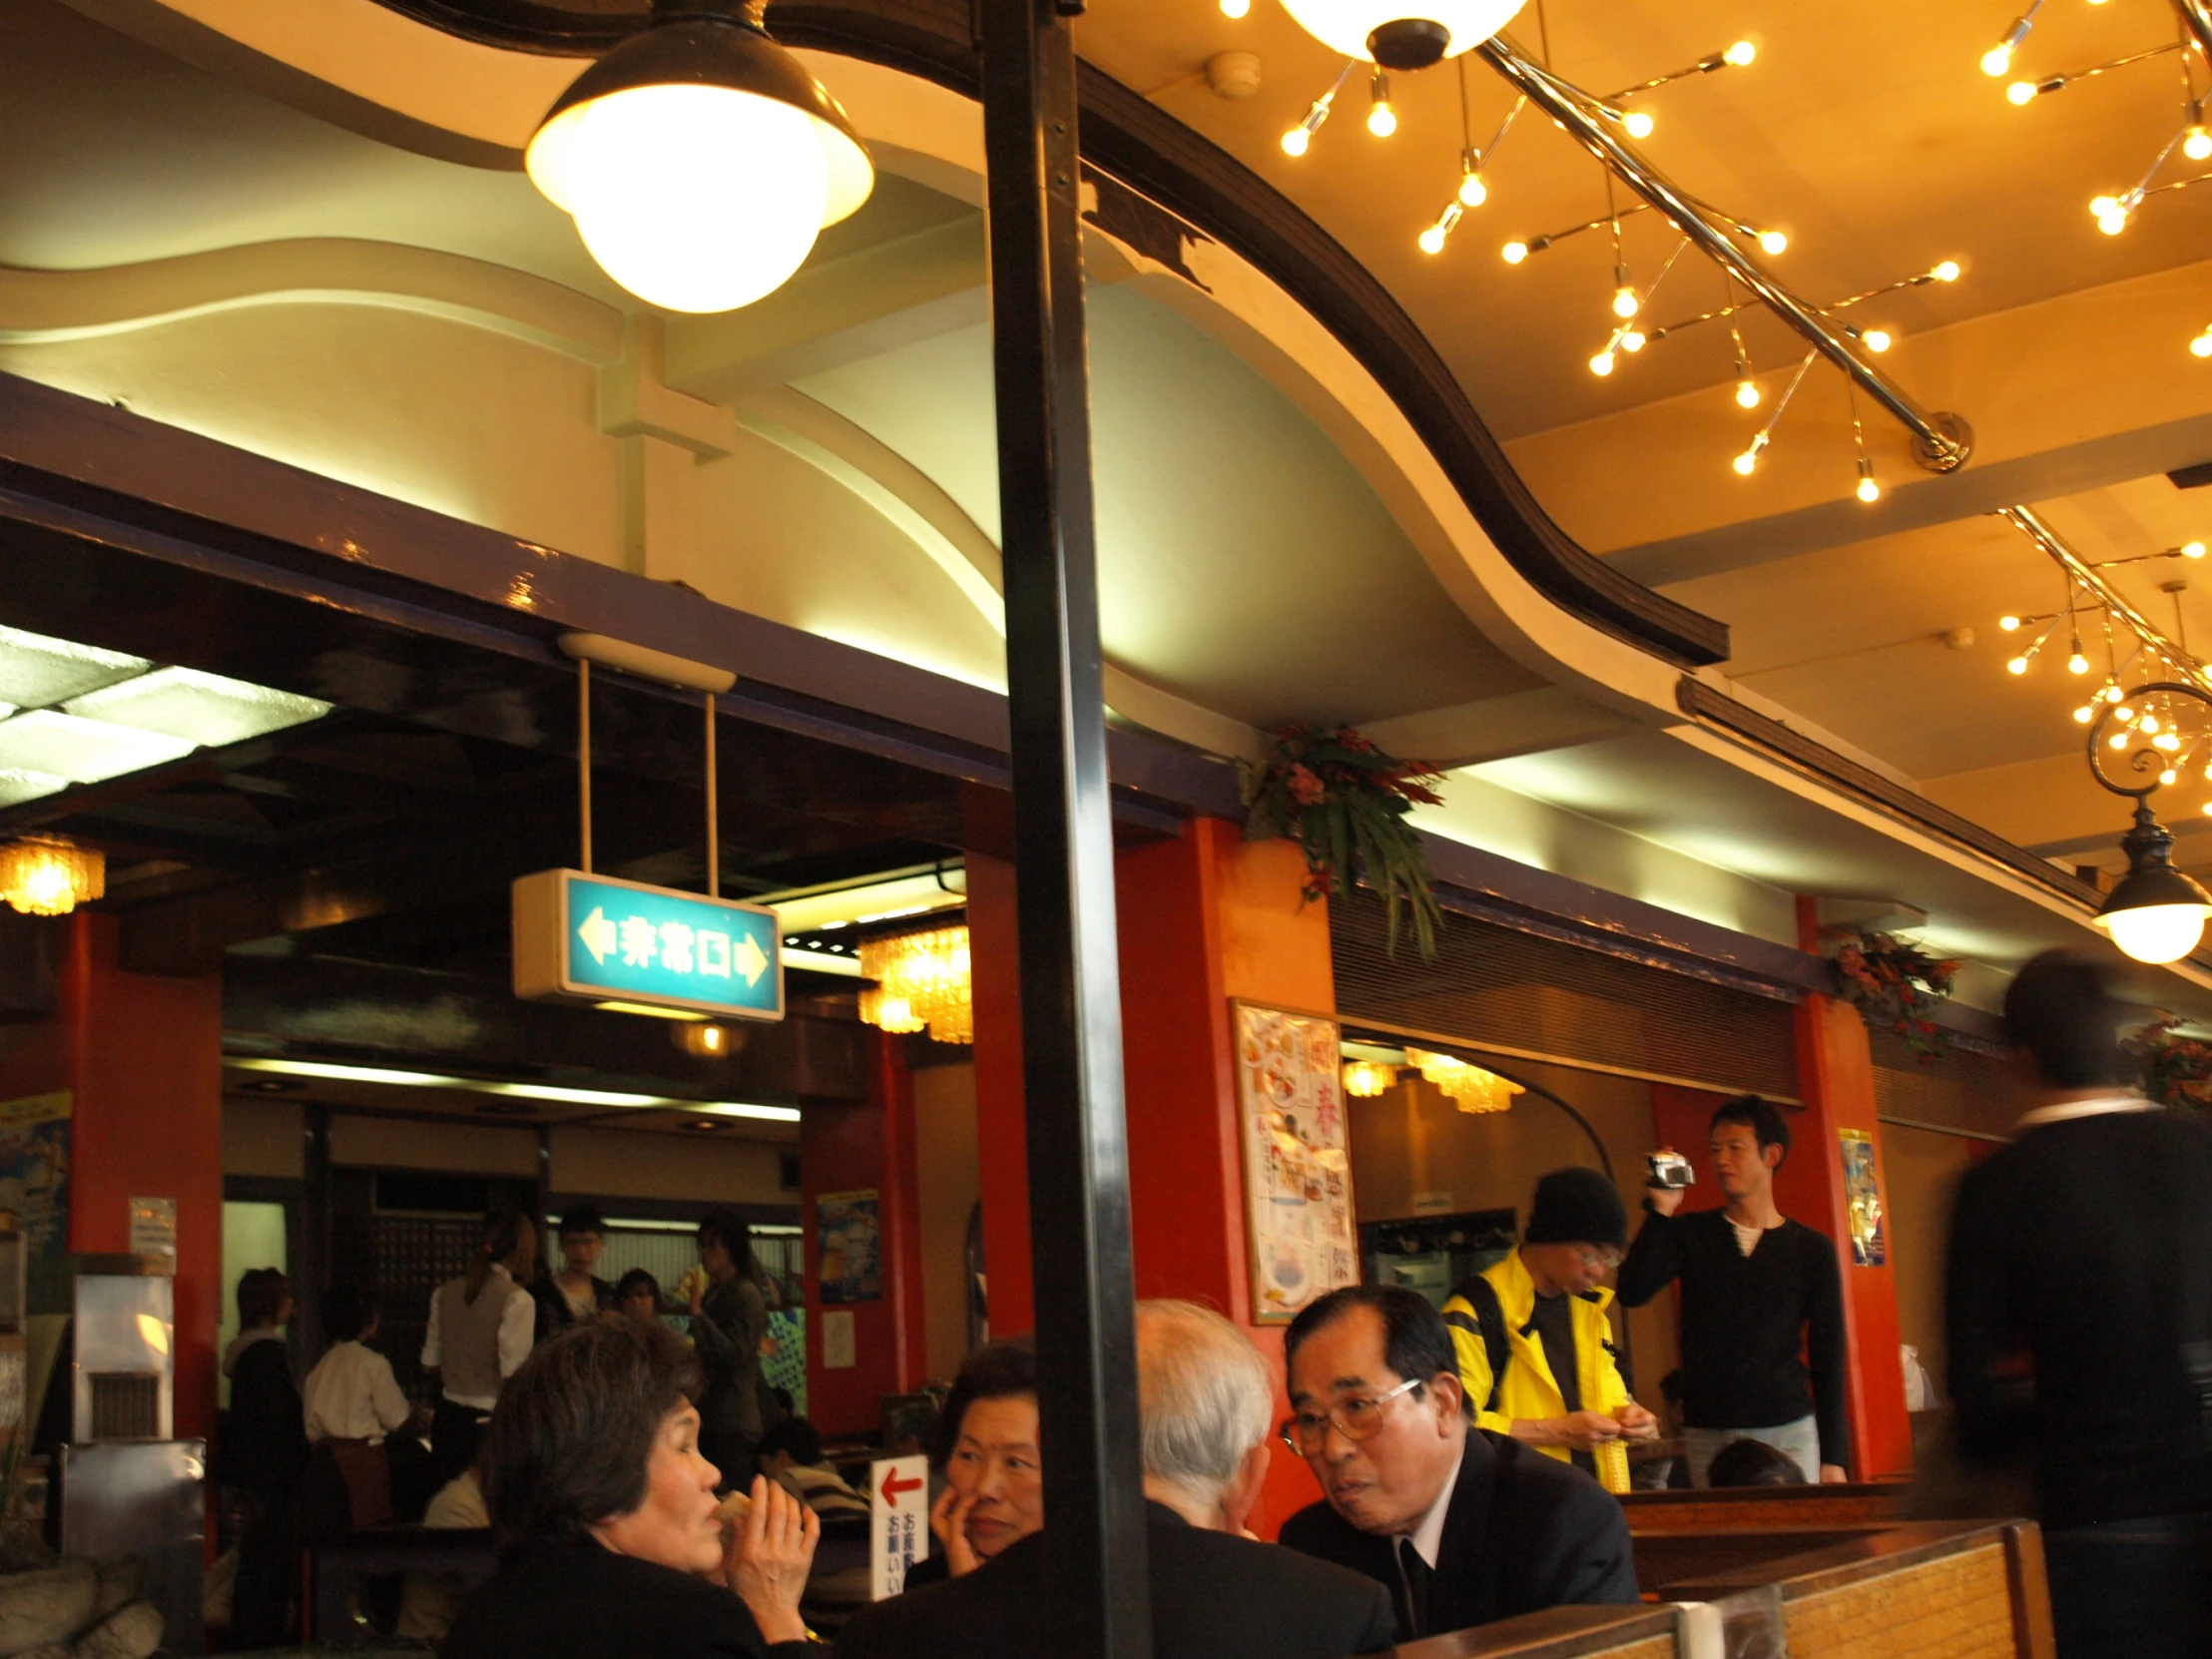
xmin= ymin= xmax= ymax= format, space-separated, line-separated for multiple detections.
xmin=1401 ymin=1437 xmax=1465 ymax=1569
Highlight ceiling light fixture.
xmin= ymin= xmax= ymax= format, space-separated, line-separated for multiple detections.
xmin=857 ymin=924 xmax=973 ymax=1044
xmin=1368 ymin=70 xmax=1398 ymax=135
xmin=2086 ymin=681 xmax=2212 ymax=962
xmin=1282 ymin=60 xmax=1355 ymax=156
xmin=1404 ymin=1047 xmax=1524 ymax=1112
xmin=1342 ymin=1059 xmax=1397 ymax=1096
xmin=1278 ymin=0 xmax=1525 ymax=69
xmin=525 ymin=0 xmax=873 ymax=313
xmin=1981 ymin=4 xmax=2044 ymax=77
xmin=0 ymin=836 xmax=104 ymax=916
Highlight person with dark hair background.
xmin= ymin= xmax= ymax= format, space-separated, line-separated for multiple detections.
xmin=690 ymin=1209 xmax=770 ymax=1490
xmin=1617 ymin=1095 xmax=1850 ymax=1484
xmin=898 ymin=1338 xmax=1042 ymax=1591
xmin=220 ymin=1267 xmax=307 ymax=1648
xmin=423 ymin=1210 xmax=540 ymax=1491
xmin=1946 ymin=948 xmax=2212 ymax=1658
xmin=1704 ymin=1436 xmax=1806 ymax=1489
xmin=442 ymin=1320 xmax=819 ymax=1659
xmin=754 ymin=1417 xmax=867 ymax=1527
xmin=1277 ymin=1285 xmax=1636 ymax=1642
xmin=302 ymin=1284 xmax=414 ymax=1445
xmin=535 ymin=1204 xmax=617 ymax=1336
xmin=617 ymin=1267 xmax=666 ymax=1323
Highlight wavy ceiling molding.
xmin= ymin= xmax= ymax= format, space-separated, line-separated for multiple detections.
xmin=0 ymin=237 xmax=625 ymax=359
xmin=63 ymin=0 xmax=1728 ymax=674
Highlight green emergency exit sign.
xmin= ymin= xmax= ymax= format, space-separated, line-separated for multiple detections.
xmin=512 ymin=868 xmax=785 ymax=1021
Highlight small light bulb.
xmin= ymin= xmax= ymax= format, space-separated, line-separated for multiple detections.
xmin=1281 ymin=125 xmax=1312 ymax=156
xmin=2006 ymin=80 xmax=2036 ymax=105
xmin=2108 ymin=685 xmax=2127 ymax=702
xmin=2113 ymin=732 xmax=2132 ymax=749
xmin=1418 ymin=225 xmax=1445 ymax=255
xmin=1459 ymin=171 xmax=1487 ymax=208
xmin=1613 ymin=285 xmax=1641 ymax=318
xmin=2099 ymin=210 xmax=2128 ymax=236
xmin=1863 ymin=328 xmax=1894 ymax=353
xmin=1368 ymin=100 xmax=1397 ymax=137
xmin=1999 ymin=615 xmax=2021 ymax=631
xmin=1758 ymin=229 xmax=1788 ymax=256
xmin=1736 ymin=379 xmax=1762 ymax=409
xmin=2158 ymin=733 xmax=2182 ymax=753
xmin=2163 ymin=768 xmax=2180 ymax=785
xmin=2069 ymin=652 xmax=2090 ymax=675
xmin=1221 ymin=0 xmax=1251 ymax=15
xmin=1724 ymin=40 xmax=1756 ymax=66
xmin=1981 ymin=43 xmax=2012 ymax=77
xmin=2091 ymin=195 xmax=2120 ymax=218
xmin=1502 ymin=241 xmax=1528 ymax=264
xmin=2189 ymin=126 xmax=2212 ymax=162
xmin=1934 ymin=260 xmax=1961 ymax=281
xmin=2193 ymin=330 xmax=2212 ymax=358
xmin=2187 ymin=541 xmax=2208 ymax=558
xmin=2116 ymin=704 xmax=2135 ymax=720
xmin=2074 ymin=705 xmax=2096 ymax=723
xmin=1857 ymin=475 xmax=1881 ymax=503
xmin=1623 ymin=110 xmax=1655 ymax=139
xmin=2007 ymin=656 xmax=2030 ymax=675
xmin=2201 ymin=798 xmax=2212 ymax=812
xmin=2143 ymin=715 xmax=2161 ymax=734
xmin=1733 ymin=451 xmax=1758 ymax=476
xmin=1620 ymin=328 xmax=1646 ymax=352
xmin=1589 ymin=350 xmax=1616 ymax=376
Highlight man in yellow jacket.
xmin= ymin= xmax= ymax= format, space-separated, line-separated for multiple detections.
xmin=1442 ymin=1168 xmax=1660 ymax=1478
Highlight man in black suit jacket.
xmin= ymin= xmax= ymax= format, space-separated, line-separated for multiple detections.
xmin=1278 ymin=1285 xmax=1638 ymax=1642
xmin=835 ymin=1301 xmax=1395 ymax=1659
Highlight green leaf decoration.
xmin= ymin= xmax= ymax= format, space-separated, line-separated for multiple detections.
xmin=1241 ymin=725 xmax=1446 ymax=957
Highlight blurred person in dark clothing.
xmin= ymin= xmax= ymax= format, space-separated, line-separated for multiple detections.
xmin=690 ymin=1210 xmax=769 ymax=1490
xmin=1946 ymin=948 xmax=2212 ymax=1659
xmin=617 ymin=1267 xmax=666 ymax=1324
xmin=221 ymin=1267 xmax=307 ymax=1648
xmin=1617 ymin=1096 xmax=1851 ymax=1483
xmin=535 ymin=1204 xmax=618 ymax=1335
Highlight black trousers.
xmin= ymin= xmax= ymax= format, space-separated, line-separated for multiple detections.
xmin=2044 ymin=1511 xmax=2212 ymax=1659
xmin=231 ymin=1485 xmax=299 ymax=1649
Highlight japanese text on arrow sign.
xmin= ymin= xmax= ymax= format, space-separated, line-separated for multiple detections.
xmin=868 ymin=1454 xmax=929 ymax=1600
xmin=511 ymin=868 xmax=785 ymax=1021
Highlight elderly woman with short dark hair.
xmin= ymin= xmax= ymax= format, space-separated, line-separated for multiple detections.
xmin=442 ymin=1320 xmax=819 ymax=1658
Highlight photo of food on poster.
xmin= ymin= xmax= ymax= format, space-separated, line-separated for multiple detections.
xmin=1234 ymin=1003 xmax=1357 ymax=1324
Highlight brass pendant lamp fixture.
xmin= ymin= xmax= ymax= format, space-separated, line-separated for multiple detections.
xmin=525 ymin=0 xmax=874 ymax=313
xmin=2084 ymin=681 xmax=2212 ymax=962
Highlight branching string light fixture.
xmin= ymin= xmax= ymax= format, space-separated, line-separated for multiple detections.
xmin=1245 ymin=0 xmax=1977 ymax=500
xmin=1976 ymin=0 xmax=2212 ymax=356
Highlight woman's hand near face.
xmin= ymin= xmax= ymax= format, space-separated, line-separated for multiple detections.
xmin=928 ymin=1484 xmax=982 ymax=1578
xmin=727 ymin=1475 xmax=817 ymax=1645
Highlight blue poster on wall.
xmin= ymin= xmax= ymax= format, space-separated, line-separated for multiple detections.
xmin=817 ymin=1191 xmax=881 ymax=1305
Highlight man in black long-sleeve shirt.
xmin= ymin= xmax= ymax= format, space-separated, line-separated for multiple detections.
xmin=1945 ymin=950 xmax=2212 ymax=1659
xmin=1618 ymin=1095 xmax=1850 ymax=1483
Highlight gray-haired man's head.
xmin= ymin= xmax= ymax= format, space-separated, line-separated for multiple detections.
xmin=1135 ymin=1299 xmax=1276 ymax=1517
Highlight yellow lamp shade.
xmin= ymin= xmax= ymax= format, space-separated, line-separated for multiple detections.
xmin=1278 ymin=0 xmax=1526 ymax=68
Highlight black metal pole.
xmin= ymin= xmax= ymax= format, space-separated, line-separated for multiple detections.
xmin=978 ymin=0 xmax=1153 ymax=1651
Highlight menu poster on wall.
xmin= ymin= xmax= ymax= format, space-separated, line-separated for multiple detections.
xmin=1839 ymin=1128 xmax=1887 ymax=1267
xmin=818 ymin=1190 xmax=882 ymax=1304
xmin=1234 ymin=1002 xmax=1358 ymax=1325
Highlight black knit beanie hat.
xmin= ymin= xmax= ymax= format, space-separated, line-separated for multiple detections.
xmin=1522 ymin=1167 xmax=1628 ymax=1250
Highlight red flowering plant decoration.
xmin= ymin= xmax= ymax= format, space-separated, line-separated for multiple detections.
xmin=2123 ymin=1018 xmax=2212 ymax=1114
xmin=1241 ymin=725 xmax=1446 ymax=957
xmin=1832 ymin=930 xmax=1962 ymax=1062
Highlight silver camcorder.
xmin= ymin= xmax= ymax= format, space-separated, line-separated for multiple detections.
xmin=1646 ymin=1151 xmax=1695 ymax=1189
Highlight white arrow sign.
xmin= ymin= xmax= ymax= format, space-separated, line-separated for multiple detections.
xmin=577 ymin=905 xmax=618 ymax=965
xmin=733 ymin=933 xmax=769 ymax=986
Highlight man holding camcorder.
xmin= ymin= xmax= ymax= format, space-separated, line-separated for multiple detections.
xmin=1617 ymin=1095 xmax=1851 ymax=1485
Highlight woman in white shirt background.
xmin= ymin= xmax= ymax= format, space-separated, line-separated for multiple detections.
xmin=302 ymin=1284 xmax=416 ymax=1445
xmin=422 ymin=1210 xmax=538 ymax=1492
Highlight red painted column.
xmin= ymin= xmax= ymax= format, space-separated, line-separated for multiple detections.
xmin=966 ymin=817 xmax=1333 ymax=1535
xmin=0 ymin=914 xmax=222 ymax=1442
xmin=1784 ymin=897 xmax=1912 ymax=1479
xmin=799 ymin=1028 xmax=927 ymax=1436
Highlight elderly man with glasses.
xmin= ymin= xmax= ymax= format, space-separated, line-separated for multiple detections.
xmin=1442 ymin=1168 xmax=1658 ymax=1481
xmin=1279 ymin=1286 xmax=1638 ymax=1645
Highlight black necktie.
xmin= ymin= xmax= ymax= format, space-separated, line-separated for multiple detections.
xmin=1395 ymin=1537 xmax=1433 ymax=1639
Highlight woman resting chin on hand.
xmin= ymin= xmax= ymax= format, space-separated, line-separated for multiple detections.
xmin=442 ymin=1321 xmax=820 ymax=1658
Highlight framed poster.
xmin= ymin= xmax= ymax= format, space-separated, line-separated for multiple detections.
xmin=818 ymin=1190 xmax=882 ymax=1304
xmin=1839 ymin=1128 xmax=1887 ymax=1267
xmin=1234 ymin=1002 xmax=1358 ymax=1324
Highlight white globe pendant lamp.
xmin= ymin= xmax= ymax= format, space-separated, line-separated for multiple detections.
xmin=2093 ymin=804 xmax=2212 ymax=964
xmin=526 ymin=0 xmax=874 ymax=313
xmin=1278 ymin=0 xmax=1527 ymax=70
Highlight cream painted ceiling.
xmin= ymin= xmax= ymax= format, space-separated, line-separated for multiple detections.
xmin=0 ymin=0 xmax=1529 ymax=736
xmin=1073 ymin=0 xmax=2212 ymax=875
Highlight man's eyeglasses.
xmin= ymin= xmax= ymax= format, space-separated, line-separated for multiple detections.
xmin=1279 ymin=1376 xmax=1425 ymax=1455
